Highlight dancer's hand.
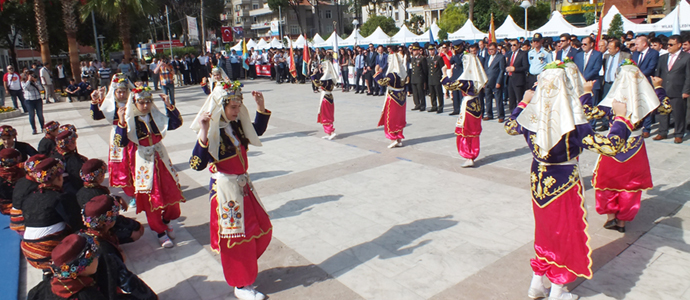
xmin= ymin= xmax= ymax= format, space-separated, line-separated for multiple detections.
xmin=117 ymin=106 xmax=127 ymax=125
xmin=159 ymin=94 xmax=173 ymax=110
xmin=522 ymin=90 xmax=535 ymax=105
xmin=252 ymin=91 xmax=266 ymax=113
xmin=651 ymin=76 xmax=663 ymax=87
xmin=198 ymin=112 xmax=211 ymax=144
xmin=90 ymin=90 xmax=102 ymax=104
xmin=584 ymin=80 xmax=594 ymax=93
xmin=612 ymin=100 xmax=627 ymax=117
xmin=202 ymin=77 xmax=207 ymax=84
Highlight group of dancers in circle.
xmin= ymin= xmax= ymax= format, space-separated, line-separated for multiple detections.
xmin=0 ymin=45 xmax=671 ymax=299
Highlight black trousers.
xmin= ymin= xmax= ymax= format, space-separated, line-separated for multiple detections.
xmin=412 ymin=83 xmax=426 ymax=109
xmin=508 ymin=80 xmax=525 ymax=112
xmin=428 ymin=84 xmax=443 ymax=109
xmin=452 ymin=90 xmax=461 ymax=113
xmin=354 ymin=68 xmax=363 ymax=91
xmin=658 ymin=97 xmax=687 ymax=138
xmin=484 ymin=86 xmax=504 ymax=119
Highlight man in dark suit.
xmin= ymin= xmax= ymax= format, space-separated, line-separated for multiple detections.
xmin=574 ymin=36 xmax=603 ymax=126
xmin=477 ymin=40 xmax=488 ymax=62
xmin=427 ymin=44 xmax=444 ymax=113
xmin=375 ymin=45 xmax=388 ymax=96
xmin=365 ymin=44 xmax=378 ymax=95
xmin=505 ymin=39 xmax=529 ymax=111
xmin=556 ymin=33 xmax=579 ymax=61
xmin=483 ymin=42 xmax=505 ymax=121
xmin=599 ymin=39 xmax=632 ymax=131
xmin=654 ymin=35 xmax=690 ymax=143
xmin=449 ymin=41 xmax=464 ymax=115
xmin=632 ymin=35 xmax=660 ymax=135
xmin=410 ymin=44 xmax=428 ymax=111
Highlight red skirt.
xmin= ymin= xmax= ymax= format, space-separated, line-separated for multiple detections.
xmin=124 ymin=144 xmax=185 ymax=213
xmin=318 ymin=99 xmax=335 ymax=134
xmin=378 ymin=96 xmax=406 ymax=141
xmin=592 ymin=141 xmax=653 ymax=192
xmin=455 ymin=112 xmax=482 ymax=160
xmin=531 ymin=182 xmax=592 ymax=284
xmin=210 ymin=179 xmax=272 ymax=287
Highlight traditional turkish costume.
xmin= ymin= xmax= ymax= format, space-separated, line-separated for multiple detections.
xmin=38 ymin=121 xmax=60 ymax=156
xmin=190 ymin=83 xmax=272 ymax=289
xmin=51 ymin=129 xmax=88 ymax=195
xmin=375 ymin=53 xmax=407 ymax=145
xmin=113 ymin=87 xmax=185 ymax=236
xmin=0 ymin=125 xmax=38 ymax=162
xmin=504 ymin=66 xmax=632 ymax=288
xmin=90 ymin=74 xmax=135 ymax=196
xmin=582 ymin=64 xmax=671 ymax=224
xmin=442 ymin=53 xmax=488 ymax=164
xmin=201 ymin=67 xmax=231 ymax=95
xmin=10 ymin=154 xmax=46 ymax=235
xmin=312 ymin=60 xmax=338 ymax=136
xmin=0 ymin=149 xmax=25 ymax=215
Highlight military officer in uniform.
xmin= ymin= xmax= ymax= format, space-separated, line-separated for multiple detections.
xmin=427 ymin=44 xmax=445 ymax=113
xmin=410 ymin=44 xmax=428 ymax=111
xmin=449 ymin=41 xmax=465 ymax=115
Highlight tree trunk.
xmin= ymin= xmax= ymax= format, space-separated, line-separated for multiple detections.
xmin=468 ymin=0 xmax=474 ymax=21
xmin=120 ymin=8 xmax=132 ymax=62
xmin=403 ymin=0 xmax=408 ymax=23
xmin=34 ymin=0 xmax=51 ymax=65
xmin=291 ymin=5 xmax=306 ymax=35
xmin=550 ymin=0 xmax=556 ymax=12
xmin=61 ymin=0 xmax=82 ymax=81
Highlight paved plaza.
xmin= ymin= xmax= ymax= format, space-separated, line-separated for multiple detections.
xmin=13 ymin=80 xmax=690 ymax=300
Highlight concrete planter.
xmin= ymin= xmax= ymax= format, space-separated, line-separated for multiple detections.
xmin=0 ymin=109 xmax=21 ymax=120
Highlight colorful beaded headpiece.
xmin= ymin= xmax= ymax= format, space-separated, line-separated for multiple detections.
xmin=221 ymin=81 xmax=243 ymax=104
xmin=132 ymin=86 xmax=154 ymax=102
xmin=56 ymin=130 xmax=77 ymax=151
xmin=0 ymin=125 xmax=17 ymax=138
xmin=112 ymin=73 xmax=129 ymax=90
xmin=50 ymin=233 xmax=100 ymax=280
xmin=44 ymin=121 xmax=60 ymax=133
xmin=82 ymin=195 xmax=120 ymax=230
xmin=0 ymin=148 xmax=21 ymax=168
xmin=33 ymin=158 xmax=65 ymax=184
xmin=80 ymin=159 xmax=107 ymax=183
xmin=58 ymin=124 xmax=77 ymax=135
xmin=24 ymin=154 xmax=48 ymax=174
xmin=620 ymin=58 xmax=637 ymax=67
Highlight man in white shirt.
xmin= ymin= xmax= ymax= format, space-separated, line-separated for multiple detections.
xmin=149 ymin=58 xmax=160 ymax=90
xmin=40 ymin=63 xmax=58 ymax=104
xmin=650 ymin=38 xmax=668 ymax=56
xmin=3 ymin=65 xmax=26 ymax=112
xmin=55 ymin=63 xmax=67 ymax=91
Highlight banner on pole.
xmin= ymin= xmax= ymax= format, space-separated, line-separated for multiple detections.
xmin=187 ymin=16 xmax=199 ymax=41
xmin=222 ymin=27 xmax=234 ymax=43
xmin=270 ymin=21 xmax=280 ymax=36
xmin=232 ymin=27 xmax=244 ymax=38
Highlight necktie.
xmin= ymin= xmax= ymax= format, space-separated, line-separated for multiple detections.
xmin=584 ymin=52 xmax=590 ymax=71
xmin=607 ymin=55 xmax=616 ymax=82
xmin=669 ymin=53 xmax=677 ymax=71
xmin=510 ymin=52 xmax=517 ymax=76
xmin=638 ymin=51 xmax=645 ymax=65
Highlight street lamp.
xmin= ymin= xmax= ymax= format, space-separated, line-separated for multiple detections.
xmin=520 ymin=0 xmax=531 ymax=40
xmin=97 ymin=35 xmax=105 ymax=62
xmin=352 ymin=19 xmax=359 ymax=47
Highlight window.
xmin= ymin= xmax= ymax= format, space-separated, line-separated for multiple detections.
xmin=325 ymin=25 xmax=333 ymax=32
xmin=253 ymin=16 xmax=257 ymax=23
xmin=252 ymin=4 xmax=259 ymax=9
xmin=235 ymin=4 xmax=241 ymax=11
xmin=290 ymin=25 xmax=300 ymax=35
xmin=325 ymin=10 xmax=332 ymax=19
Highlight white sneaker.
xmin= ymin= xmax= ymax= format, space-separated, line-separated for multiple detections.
xmin=327 ymin=132 xmax=337 ymax=140
xmin=549 ymin=292 xmax=579 ymax=300
xmin=461 ymin=159 xmax=474 ymax=168
xmin=234 ymin=286 xmax=265 ymax=300
xmin=158 ymin=234 xmax=174 ymax=248
xmin=528 ymin=286 xmax=549 ymax=299
xmin=322 ymin=134 xmax=330 ymax=139
xmin=166 ymin=224 xmax=176 ymax=239
xmin=387 ymin=140 xmax=399 ymax=148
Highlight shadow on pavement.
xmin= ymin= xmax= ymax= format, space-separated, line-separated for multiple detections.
xmin=477 ymin=146 xmax=530 ymax=166
xmin=261 ymin=130 xmax=317 ymax=142
xmin=251 ymin=170 xmax=292 ymax=181
xmin=268 ymin=194 xmax=343 ymax=219
xmin=255 ymin=215 xmax=458 ymax=294
xmin=157 ymin=275 xmax=231 ymax=300
xmin=404 ymin=133 xmax=456 ymax=146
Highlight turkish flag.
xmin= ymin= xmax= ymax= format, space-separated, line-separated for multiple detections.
xmin=221 ymin=27 xmax=233 ymax=43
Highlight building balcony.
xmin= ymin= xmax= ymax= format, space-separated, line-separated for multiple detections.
xmin=250 ymin=19 xmax=284 ymax=30
xmin=230 ymin=0 xmax=252 ymax=5
xmin=249 ymin=7 xmax=274 ymax=16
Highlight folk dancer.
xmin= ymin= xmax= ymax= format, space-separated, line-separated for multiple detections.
xmin=504 ymin=61 xmax=632 ymax=300
xmin=113 ymin=87 xmax=185 ymax=248
xmin=583 ymin=61 xmax=671 ymax=233
xmin=374 ymin=48 xmax=408 ymax=148
xmin=0 ymin=125 xmax=38 ymax=161
xmin=0 ymin=149 xmax=25 ymax=215
xmin=10 ymin=154 xmax=46 ymax=235
xmin=201 ymin=67 xmax=230 ymax=95
xmin=190 ymin=81 xmax=272 ymax=300
xmin=442 ymin=53 xmax=488 ymax=167
xmin=311 ymin=57 xmax=339 ymax=140
xmin=37 ymin=121 xmax=60 ymax=156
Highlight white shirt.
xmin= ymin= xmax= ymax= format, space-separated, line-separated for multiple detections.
xmin=583 ymin=50 xmax=592 ymax=71
xmin=40 ymin=67 xmax=52 ymax=85
xmin=659 ymin=48 xmax=668 ymax=56
xmin=57 ymin=66 xmax=65 ymax=79
xmin=5 ymin=72 xmax=21 ymax=90
xmin=487 ymin=54 xmax=495 ymax=67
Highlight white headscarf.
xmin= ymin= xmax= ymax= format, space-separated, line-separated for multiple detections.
xmin=100 ymin=73 xmax=134 ymax=123
xmin=386 ymin=52 xmax=407 ymax=81
xmin=458 ymin=53 xmax=488 ymax=91
xmin=319 ymin=60 xmax=339 ymax=82
xmin=517 ymin=68 xmax=589 ymax=157
xmin=190 ymin=84 xmax=262 ymax=161
xmin=599 ymin=64 xmax=659 ymax=125
xmin=564 ymin=61 xmax=585 ymax=96
xmin=123 ymin=89 xmax=170 ymax=145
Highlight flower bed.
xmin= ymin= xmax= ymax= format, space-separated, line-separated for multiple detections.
xmin=0 ymin=107 xmax=20 ymax=120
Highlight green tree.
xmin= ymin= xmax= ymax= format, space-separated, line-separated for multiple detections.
xmin=583 ymin=12 xmax=596 ymax=26
xmin=509 ymin=0 xmax=551 ymax=31
xmin=359 ymin=15 xmax=398 ymax=37
xmin=267 ymin=0 xmax=305 ymax=35
xmin=405 ymin=14 xmax=425 ymax=35
xmin=460 ymin=0 xmax=513 ymax=32
xmin=0 ymin=1 xmax=37 ymax=67
xmin=607 ymin=14 xmax=624 ymax=39
xmin=81 ymin=0 xmax=156 ymax=61
xmin=437 ymin=29 xmax=447 ymax=42
xmin=438 ymin=3 xmax=467 ymax=35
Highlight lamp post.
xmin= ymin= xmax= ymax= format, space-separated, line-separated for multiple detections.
xmin=520 ymin=0 xmax=531 ymax=40
xmin=97 ymin=35 xmax=105 ymax=62
xmin=352 ymin=19 xmax=359 ymax=47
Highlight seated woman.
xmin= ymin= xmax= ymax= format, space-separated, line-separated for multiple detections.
xmin=27 ymin=233 xmax=107 ymax=300
xmin=0 ymin=125 xmax=38 ymax=161
xmin=52 ymin=129 xmax=88 ymax=195
xmin=21 ymin=158 xmax=82 ymax=278
xmin=0 ymin=149 xmax=25 ymax=215
xmin=37 ymin=121 xmax=60 ymax=156
xmin=77 ymin=159 xmax=143 ymax=244
xmin=10 ymin=154 xmax=46 ymax=235
xmin=82 ymin=195 xmax=157 ymax=300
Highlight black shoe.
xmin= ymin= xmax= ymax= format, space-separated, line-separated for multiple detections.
xmin=412 ymin=107 xmax=420 ymax=111
xmin=32 ymin=130 xmax=38 ymax=135
xmin=418 ymin=107 xmax=426 ymax=112
xmin=367 ymin=92 xmax=372 ymax=96
xmin=437 ymin=109 xmax=444 ymax=114
xmin=617 ymin=225 xmax=626 ymax=233
xmin=603 ymin=219 xmax=618 ymax=230
xmin=427 ymin=107 xmax=437 ymax=112
xmin=373 ymin=92 xmax=379 ymax=96
xmin=449 ymin=112 xmax=460 ymax=116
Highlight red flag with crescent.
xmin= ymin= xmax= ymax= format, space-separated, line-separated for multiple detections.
xmin=222 ymin=27 xmax=233 ymax=43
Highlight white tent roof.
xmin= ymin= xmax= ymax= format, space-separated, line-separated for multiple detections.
xmin=312 ymin=33 xmax=325 ymax=45
xmin=292 ymin=35 xmax=308 ymax=49
xmin=579 ymin=5 xmax=638 ymax=36
xmin=449 ymin=19 xmax=487 ymax=41
xmin=230 ymin=41 xmax=242 ymax=51
xmin=534 ymin=11 xmax=580 ymax=37
xmin=495 ymin=15 xmax=526 ymax=40
xmin=636 ymin=1 xmax=690 ymax=33
xmin=314 ymin=32 xmax=346 ymax=48
xmin=417 ymin=23 xmax=441 ymax=43
xmin=255 ymin=38 xmax=269 ymax=50
xmin=360 ymin=26 xmax=391 ymax=45
xmin=341 ymin=29 xmax=366 ymax=47
xmin=389 ymin=25 xmax=421 ymax=44
xmin=246 ymin=39 xmax=257 ymax=49
xmin=269 ymin=37 xmax=283 ymax=49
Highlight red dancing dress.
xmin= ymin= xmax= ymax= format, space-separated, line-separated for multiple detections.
xmin=375 ymin=72 xmax=406 ymax=141
xmin=311 ymin=76 xmax=336 ymax=135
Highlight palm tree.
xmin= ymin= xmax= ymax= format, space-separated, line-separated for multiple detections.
xmin=81 ymin=0 xmax=155 ymax=62
xmin=61 ymin=0 xmax=81 ymax=81
xmin=468 ymin=0 xmax=474 ymax=21
xmin=34 ymin=0 xmax=52 ymax=64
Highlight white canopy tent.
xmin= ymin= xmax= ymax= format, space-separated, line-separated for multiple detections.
xmin=255 ymin=38 xmax=269 ymax=50
xmin=636 ymin=1 xmax=690 ymax=33
xmin=360 ymin=27 xmax=391 ymax=45
xmin=269 ymin=37 xmax=283 ymax=49
xmin=449 ymin=20 xmax=487 ymax=41
xmin=292 ymin=35 xmax=309 ymax=49
xmin=534 ymin=11 xmax=581 ymax=37
xmin=314 ymin=32 xmax=346 ymax=48
xmin=389 ymin=25 xmax=421 ymax=44
xmin=417 ymin=23 xmax=441 ymax=43
xmin=230 ymin=41 xmax=242 ymax=51
xmin=579 ymin=5 xmax=638 ymax=36
xmin=341 ymin=29 xmax=366 ymax=47
xmin=495 ymin=15 xmax=526 ymax=40
xmin=246 ymin=39 xmax=257 ymax=50
xmin=312 ymin=33 xmax=325 ymax=46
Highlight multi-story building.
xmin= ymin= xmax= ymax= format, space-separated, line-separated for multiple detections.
xmin=561 ymin=0 xmax=680 ymax=26
xmin=360 ymin=0 xmax=451 ymax=30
